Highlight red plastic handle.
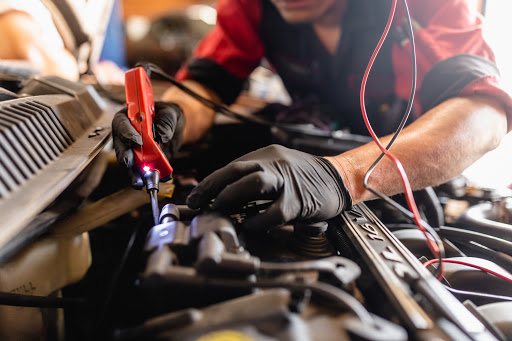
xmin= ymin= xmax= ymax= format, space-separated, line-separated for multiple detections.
xmin=125 ymin=67 xmax=173 ymax=179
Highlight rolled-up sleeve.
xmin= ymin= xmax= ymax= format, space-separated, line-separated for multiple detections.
xmin=392 ymin=0 xmax=512 ymax=129
xmin=176 ymin=0 xmax=265 ymax=105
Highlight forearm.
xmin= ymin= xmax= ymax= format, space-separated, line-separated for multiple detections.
xmin=326 ymin=96 xmax=508 ymax=204
xmin=161 ymin=80 xmax=220 ymax=144
xmin=0 ymin=10 xmax=79 ymax=80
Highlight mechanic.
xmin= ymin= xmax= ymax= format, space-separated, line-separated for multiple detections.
xmin=0 ymin=0 xmax=124 ymax=83
xmin=0 ymin=0 xmax=79 ymax=80
xmin=113 ymin=0 xmax=512 ymax=229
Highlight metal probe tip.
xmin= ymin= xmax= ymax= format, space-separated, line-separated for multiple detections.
xmin=148 ymin=189 xmax=159 ymax=226
xmin=144 ymin=170 xmax=161 ymax=226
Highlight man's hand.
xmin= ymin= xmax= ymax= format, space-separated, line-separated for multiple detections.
xmin=186 ymin=145 xmax=352 ymax=229
xmin=112 ymin=101 xmax=185 ymax=186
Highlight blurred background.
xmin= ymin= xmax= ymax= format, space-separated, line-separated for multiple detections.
xmin=121 ymin=0 xmax=216 ymax=74
xmin=464 ymin=0 xmax=512 ymax=191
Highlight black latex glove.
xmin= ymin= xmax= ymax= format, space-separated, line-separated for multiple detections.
xmin=186 ymin=144 xmax=352 ymax=230
xmin=112 ymin=101 xmax=185 ymax=187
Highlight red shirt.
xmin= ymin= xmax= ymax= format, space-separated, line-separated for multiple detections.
xmin=178 ymin=0 xmax=512 ymax=135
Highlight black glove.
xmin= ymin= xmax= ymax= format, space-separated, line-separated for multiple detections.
xmin=112 ymin=101 xmax=185 ymax=186
xmin=186 ymin=144 xmax=352 ymax=230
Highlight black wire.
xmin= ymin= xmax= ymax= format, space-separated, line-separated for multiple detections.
xmin=446 ymin=239 xmax=512 ymax=274
xmin=360 ymin=0 xmax=445 ymax=277
xmin=140 ymin=62 xmax=368 ymax=141
xmin=439 ymin=226 xmax=512 ymax=255
xmin=141 ymin=62 xmax=272 ymax=127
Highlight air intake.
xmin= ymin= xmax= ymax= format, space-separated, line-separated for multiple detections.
xmin=0 ymin=101 xmax=74 ymax=198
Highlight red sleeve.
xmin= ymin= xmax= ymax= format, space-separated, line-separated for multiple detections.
xmin=175 ymin=0 xmax=264 ymax=103
xmin=392 ymin=0 xmax=512 ymax=129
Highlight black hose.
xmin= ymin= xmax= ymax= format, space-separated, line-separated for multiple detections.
xmin=456 ymin=203 xmax=512 ymax=242
xmin=439 ymin=226 xmax=512 ymax=256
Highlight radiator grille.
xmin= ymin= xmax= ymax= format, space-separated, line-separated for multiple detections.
xmin=0 ymin=101 xmax=73 ymax=198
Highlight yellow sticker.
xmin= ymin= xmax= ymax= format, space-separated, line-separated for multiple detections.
xmin=196 ymin=330 xmax=255 ymax=341
xmin=143 ymin=182 xmax=175 ymax=198
xmin=157 ymin=182 xmax=175 ymax=198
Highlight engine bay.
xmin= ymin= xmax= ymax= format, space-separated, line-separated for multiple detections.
xmin=0 ymin=73 xmax=511 ymax=341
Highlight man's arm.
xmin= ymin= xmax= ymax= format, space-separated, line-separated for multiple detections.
xmin=325 ymin=96 xmax=508 ymax=204
xmin=185 ymin=95 xmax=508 ymax=228
xmin=0 ymin=10 xmax=79 ymax=80
xmin=161 ymin=80 xmax=221 ymax=144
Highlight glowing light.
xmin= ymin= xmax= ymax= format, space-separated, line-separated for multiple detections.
xmin=143 ymin=165 xmax=150 ymax=172
xmin=186 ymin=5 xmax=217 ymax=25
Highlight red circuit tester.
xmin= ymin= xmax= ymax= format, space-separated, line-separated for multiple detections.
xmin=125 ymin=66 xmax=173 ymax=225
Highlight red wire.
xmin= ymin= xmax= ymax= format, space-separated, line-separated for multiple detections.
xmin=423 ymin=259 xmax=512 ymax=284
xmin=359 ymin=0 xmax=443 ymax=279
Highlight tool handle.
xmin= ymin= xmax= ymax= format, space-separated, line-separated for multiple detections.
xmin=125 ymin=67 xmax=173 ymax=179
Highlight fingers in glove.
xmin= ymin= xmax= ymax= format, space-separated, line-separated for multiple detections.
xmin=153 ymin=102 xmax=185 ymax=161
xmin=154 ymin=113 xmax=176 ymax=145
xmin=242 ymin=195 xmax=293 ymax=230
xmin=113 ymin=135 xmax=135 ymax=168
xmin=154 ymin=102 xmax=182 ymax=143
xmin=112 ymin=110 xmax=142 ymax=147
xmin=212 ymin=171 xmax=281 ymax=212
xmin=186 ymin=161 xmax=262 ymax=209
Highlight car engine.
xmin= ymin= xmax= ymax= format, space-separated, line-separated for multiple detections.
xmin=0 ymin=73 xmax=511 ymax=341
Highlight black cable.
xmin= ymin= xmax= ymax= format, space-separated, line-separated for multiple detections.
xmin=439 ymin=226 xmax=512 ymax=256
xmin=0 ymin=291 xmax=85 ymax=308
xmin=141 ymin=62 xmax=272 ymax=127
xmin=447 ymin=239 xmax=512 ymax=274
xmin=360 ymin=0 xmax=445 ymax=277
xmin=140 ymin=62 xmax=368 ymax=141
